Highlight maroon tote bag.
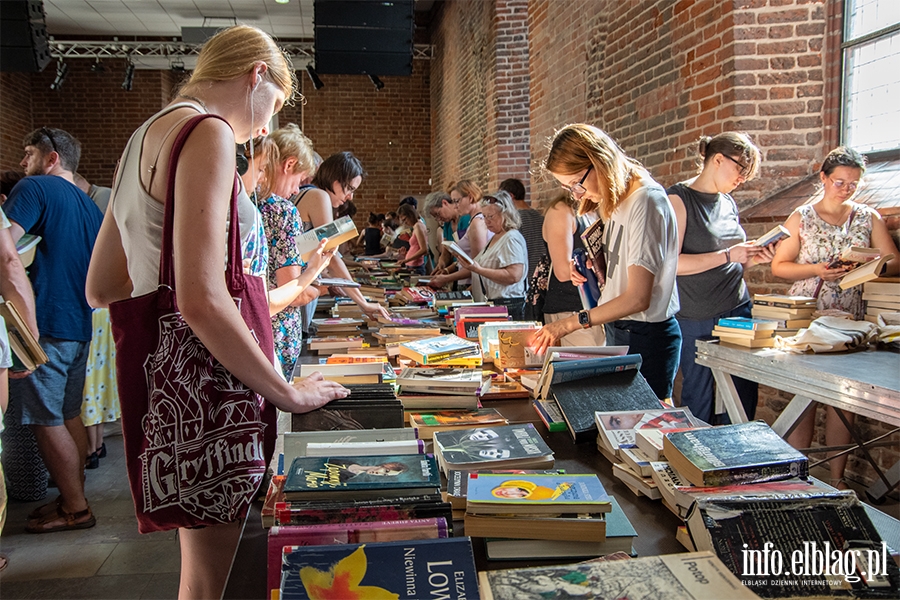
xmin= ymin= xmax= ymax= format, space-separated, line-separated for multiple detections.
xmin=109 ymin=114 xmax=276 ymax=533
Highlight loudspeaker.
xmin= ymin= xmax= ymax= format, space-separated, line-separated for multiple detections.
xmin=0 ymin=0 xmax=51 ymax=73
xmin=314 ymin=0 xmax=414 ymax=76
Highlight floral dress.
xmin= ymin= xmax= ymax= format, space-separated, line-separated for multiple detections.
xmin=788 ymin=202 xmax=876 ymax=319
xmin=81 ymin=308 xmax=120 ymax=427
xmin=258 ymin=194 xmax=306 ymax=379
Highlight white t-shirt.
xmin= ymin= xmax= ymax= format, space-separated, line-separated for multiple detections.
xmin=472 ymin=229 xmax=528 ymax=302
xmin=600 ymin=179 xmax=679 ymax=322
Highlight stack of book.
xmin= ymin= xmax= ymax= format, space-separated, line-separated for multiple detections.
xmin=395 ymin=286 xmax=435 ymax=306
xmin=291 ymin=383 xmax=404 ymax=432
xmin=394 ymin=366 xmax=485 ymax=412
xmin=397 ymin=334 xmax=481 ymax=365
xmin=310 ymin=317 xmax=365 ymax=337
xmin=454 ymin=305 xmax=510 ymax=339
xmin=462 ymin=472 xmax=638 ymax=559
xmin=372 ymin=324 xmax=444 ymax=346
xmin=294 ymin=361 xmax=384 ymax=385
xmin=433 ymin=290 xmax=473 ymax=308
xmin=863 ymin=277 xmax=900 ymax=322
xmin=751 ymin=293 xmax=816 ymax=328
xmin=433 ymin=423 xmax=554 ymax=473
xmin=307 ymin=335 xmax=365 ymax=355
xmin=711 ymin=316 xmax=780 ymax=348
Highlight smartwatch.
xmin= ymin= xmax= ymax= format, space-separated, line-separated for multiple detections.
xmin=577 ymin=309 xmax=591 ymax=329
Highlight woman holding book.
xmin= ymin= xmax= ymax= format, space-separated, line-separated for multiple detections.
xmin=85 ymin=26 xmax=349 ymax=598
xmin=530 ymin=124 xmax=681 ymax=401
xmin=771 ymin=146 xmax=899 ymax=488
xmin=541 ymin=190 xmax=606 ymax=346
xmin=463 ymin=191 xmax=528 ymax=320
xmin=293 ymin=152 xmax=390 ymax=322
xmin=668 ymin=132 xmax=776 ymax=424
xmin=398 ymin=204 xmax=428 ymax=274
xmin=259 ymin=125 xmax=337 ymax=379
xmin=430 ymin=180 xmax=492 ymax=289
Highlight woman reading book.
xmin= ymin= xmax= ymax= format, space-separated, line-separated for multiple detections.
xmin=668 ymin=132 xmax=776 ymax=424
xmin=771 ymin=146 xmax=899 ymax=489
xmin=85 ymin=26 xmax=349 ymax=599
xmin=530 ymin=124 xmax=681 ymax=401
xmin=430 ymin=180 xmax=493 ymax=289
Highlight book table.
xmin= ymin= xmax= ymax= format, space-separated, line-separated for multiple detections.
xmin=694 ymin=340 xmax=900 ymax=502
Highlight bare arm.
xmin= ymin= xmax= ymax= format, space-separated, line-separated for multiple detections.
xmin=543 ymin=204 xmax=577 ymax=283
xmin=469 ymin=261 xmax=523 ymax=286
xmin=269 ymin=241 xmax=333 ymax=315
xmin=466 ymin=216 xmax=489 ymax=258
xmin=172 ymin=120 xmax=346 ymax=412
xmin=0 ymin=225 xmax=38 ymax=339
xmin=402 ymin=222 xmax=428 ymax=265
xmin=871 ymin=213 xmax=900 ymax=276
xmin=86 ymin=204 xmax=134 ymax=308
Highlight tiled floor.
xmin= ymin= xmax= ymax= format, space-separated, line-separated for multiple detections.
xmin=0 ymin=426 xmax=181 ymax=599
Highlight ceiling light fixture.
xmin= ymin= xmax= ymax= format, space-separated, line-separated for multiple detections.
xmin=122 ymin=61 xmax=135 ymax=91
xmin=275 ymin=0 xmax=290 ymax=4
xmin=306 ymin=65 xmax=324 ymax=90
xmin=369 ymin=74 xmax=384 ymax=91
xmin=50 ymin=61 xmax=69 ymax=90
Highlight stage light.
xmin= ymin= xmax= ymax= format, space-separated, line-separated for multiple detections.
xmin=369 ymin=74 xmax=384 ymax=91
xmin=306 ymin=65 xmax=324 ymax=90
xmin=50 ymin=61 xmax=68 ymax=90
xmin=122 ymin=61 xmax=135 ymax=91
xmin=90 ymin=59 xmax=105 ymax=73
xmin=170 ymin=59 xmax=186 ymax=73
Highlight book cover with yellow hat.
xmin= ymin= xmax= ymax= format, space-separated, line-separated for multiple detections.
xmin=465 ymin=473 xmax=611 ymax=515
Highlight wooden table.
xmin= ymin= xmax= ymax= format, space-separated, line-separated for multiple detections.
xmin=694 ymin=340 xmax=900 ymax=501
xmin=223 ymin=397 xmax=684 ymax=599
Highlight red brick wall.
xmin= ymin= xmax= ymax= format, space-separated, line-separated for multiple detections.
xmin=0 ymin=72 xmax=34 ymax=172
xmin=279 ymin=59 xmax=432 ymax=222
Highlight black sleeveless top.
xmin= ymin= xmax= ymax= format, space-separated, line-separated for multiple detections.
xmin=543 ymin=214 xmax=587 ymax=314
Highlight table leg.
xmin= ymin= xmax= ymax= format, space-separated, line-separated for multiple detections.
xmin=866 ymin=461 xmax=899 ymax=505
xmin=711 ymin=367 xmax=748 ymax=424
xmin=771 ymin=396 xmax=816 ymax=438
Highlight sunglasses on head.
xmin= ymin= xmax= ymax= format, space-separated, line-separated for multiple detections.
xmin=40 ymin=127 xmax=59 ymax=154
xmin=481 ymin=195 xmax=501 ymax=205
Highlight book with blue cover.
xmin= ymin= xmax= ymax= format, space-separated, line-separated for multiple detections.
xmin=716 ymin=316 xmax=779 ymax=331
xmin=283 ymin=454 xmax=440 ymax=500
xmin=280 ymin=537 xmax=480 ymax=600
xmin=465 ymin=473 xmax=611 ymax=514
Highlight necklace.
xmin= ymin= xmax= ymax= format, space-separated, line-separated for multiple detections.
xmin=177 ymin=94 xmax=208 ymax=112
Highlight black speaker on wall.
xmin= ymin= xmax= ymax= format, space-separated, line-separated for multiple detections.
xmin=0 ymin=0 xmax=51 ymax=73
xmin=314 ymin=0 xmax=415 ymax=76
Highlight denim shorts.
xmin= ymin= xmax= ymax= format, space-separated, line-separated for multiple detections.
xmin=8 ymin=336 xmax=89 ymax=426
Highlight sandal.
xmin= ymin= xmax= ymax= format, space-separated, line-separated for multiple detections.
xmin=26 ymin=504 xmax=96 ymax=534
xmin=27 ymin=495 xmax=62 ymax=520
xmin=0 ymin=553 xmax=8 ymax=572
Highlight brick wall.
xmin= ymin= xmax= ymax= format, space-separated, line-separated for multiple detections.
xmin=0 ymin=72 xmax=34 ymax=172
xmin=279 ymin=59 xmax=432 ymax=222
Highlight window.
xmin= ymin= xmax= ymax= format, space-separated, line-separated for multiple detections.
xmin=842 ymin=0 xmax=900 ymax=153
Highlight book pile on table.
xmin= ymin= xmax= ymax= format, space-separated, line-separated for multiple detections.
xmin=751 ymin=293 xmax=816 ymax=329
xmin=290 ymin=383 xmax=404 ymax=432
xmin=863 ymin=277 xmax=900 ymax=323
xmin=711 ymin=316 xmax=780 ymax=348
xmin=307 ymin=335 xmax=365 ymax=355
xmin=433 ymin=422 xmax=554 ymax=473
xmin=462 ymin=472 xmax=639 ymax=560
xmin=309 ymin=317 xmax=365 ymax=337
xmin=453 ymin=305 xmax=510 ymax=339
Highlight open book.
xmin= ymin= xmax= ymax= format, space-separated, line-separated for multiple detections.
xmin=0 ymin=300 xmax=47 ymax=371
xmin=296 ymin=216 xmax=358 ymax=262
xmin=840 ymin=252 xmax=895 ymax=290
xmin=441 ymin=240 xmax=474 ymax=265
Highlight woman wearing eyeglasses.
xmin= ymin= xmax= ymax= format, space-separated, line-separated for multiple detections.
xmin=771 ymin=146 xmax=898 ymax=489
xmin=668 ymin=132 xmax=774 ymax=424
xmin=430 ymin=180 xmax=492 ymax=289
xmin=464 ymin=191 xmax=528 ymax=320
xmin=530 ymin=124 xmax=680 ymax=401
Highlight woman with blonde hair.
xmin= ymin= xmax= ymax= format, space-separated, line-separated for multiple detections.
xmin=86 ymin=26 xmax=348 ymax=599
xmin=669 ymin=132 xmax=776 ymax=424
xmin=259 ymin=124 xmax=335 ymax=379
xmin=430 ymin=179 xmax=492 ymax=288
xmin=531 ymin=124 xmax=680 ymax=400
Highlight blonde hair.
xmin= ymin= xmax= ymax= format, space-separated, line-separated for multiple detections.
xmin=247 ymin=136 xmax=278 ymax=199
xmin=260 ymin=123 xmax=315 ymax=199
xmin=451 ymin=179 xmax=484 ymax=203
xmin=544 ymin=124 xmax=639 ymax=220
xmin=181 ymin=25 xmax=298 ymax=104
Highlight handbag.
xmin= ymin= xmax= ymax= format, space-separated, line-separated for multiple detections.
xmin=524 ymin=254 xmax=551 ymax=322
xmin=109 ymin=114 xmax=277 ymax=533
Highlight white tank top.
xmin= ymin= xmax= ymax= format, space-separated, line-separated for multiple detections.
xmin=111 ymin=103 xmax=263 ymax=297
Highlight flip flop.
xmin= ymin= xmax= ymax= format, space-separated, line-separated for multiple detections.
xmin=27 ymin=495 xmax=62 ymax=520
xmin=26 ymin=504 xmax=96 ymax=534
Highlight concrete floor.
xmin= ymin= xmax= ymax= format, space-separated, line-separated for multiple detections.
xmin=0 ymin=426 xmax=181 ymax=599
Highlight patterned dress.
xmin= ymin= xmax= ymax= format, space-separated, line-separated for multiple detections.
xmin=788 ymin=202 xmax=876 ymax=319
xmin=258 ymin=194 xmax=306 ymax=379
xmin=81 ymin=308 xmax=121 ymax=427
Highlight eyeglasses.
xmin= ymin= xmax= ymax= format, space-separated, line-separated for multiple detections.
xmin=828 ymin=177 xmax=859 ymax=193
xmin=721 ymin=154 xmax=750 ymax=178
xmin=340 ymin=182 xmax=357 ymax=195
xmin=561 ymin=165 xmax=592 ymax=196
xmin=448 ymin=197 xmax=461 ymax=205
xmin=40 ymin=127 xmax=59 ymax=154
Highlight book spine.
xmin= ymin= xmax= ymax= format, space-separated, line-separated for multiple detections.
xmin=551 ymin=359 xmax=641 ymax=384
xmin=533 ymin=400 xmax=567 ymax=432
xmin=716 ymin=318 xmax=760 ymax=330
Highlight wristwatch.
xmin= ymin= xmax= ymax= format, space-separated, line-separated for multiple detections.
xmin=577 ymin=309 xmax=591 ymax=329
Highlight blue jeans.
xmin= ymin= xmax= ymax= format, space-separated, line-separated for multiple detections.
xmin=677 ymin=301 xmax=758 ymax=423
xmin=605 ymin=317 xmax=682 ymax=401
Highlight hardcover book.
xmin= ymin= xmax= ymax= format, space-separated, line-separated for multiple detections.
xmin=398 ymin=334 xmax=481 ymax=364
xmin=687 ymin=491 xmax=900 ymax=598
xmin=538 ymin=352 xmax=642 ymax=400
xmin=465 ymin=473 xmax=610 ymax=515
xmin=595 ymin=408 xmax=701 ymax=455
xmin=267 ymin=518 xmax=448 ymax=597
xmin=551 ymin=369 xmax=664 ymax=443
xmin=400 ymin=286 xmax=436 ymax=304
xmin=456 ymin=316 xmax=510 ymax=340
xmin=478 ymin=551 xmax=759 ymax=600
xmin=433 ymin=423 xmax=554 ymax=472
xmin=283 ymin=454 xmax=440 ymax=500
xmin=280 ymin=537 xmax=479 ymax=600
xmin=663 ymin=420 xmax=809 ymax=487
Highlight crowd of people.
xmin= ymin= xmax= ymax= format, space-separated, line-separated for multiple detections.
xmin=0 ymin=23 xmax=897 ymax=596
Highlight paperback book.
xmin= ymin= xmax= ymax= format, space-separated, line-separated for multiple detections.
xmin=407 ymin=409 xmax=508 ymax=440
xmin=396 ymin=367 xmax=484 ymax=389
xmin=433 ymin=423 xmax=554 ymax=472
xmin=398 ymin=334 xmax=481 ymax=364
xmin=283 ymin=454 xmax=440 ymax=500
xmin=465 ymin=473 xmax=610 ymax=515
xmin=532 ymin=399 xmax=568 ymax=432
xmin=754 ymin=224 xmax=790 ymax=247
xmin=595 ymin=408 xmax=701 ymax=455
xmin=295 ymin=216 xmax=358 ymax=262
xmin=444 ymin=469 xmax=566 ymax=510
